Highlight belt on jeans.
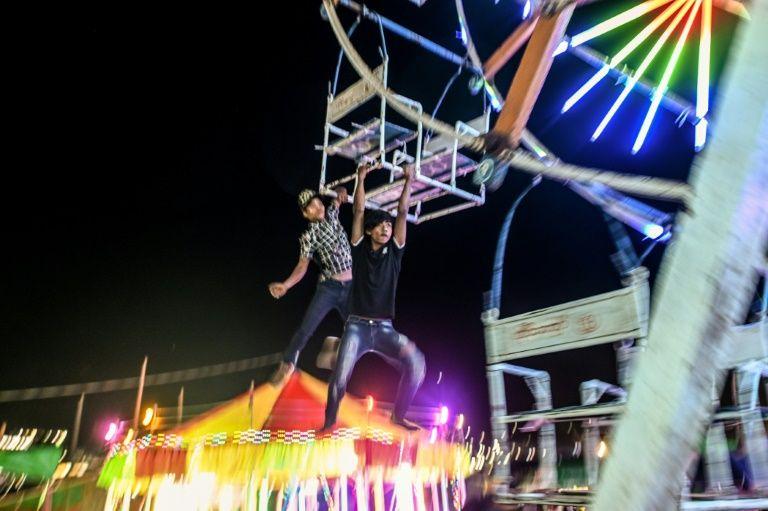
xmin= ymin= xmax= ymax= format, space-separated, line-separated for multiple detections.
xmin=320 ymin=277 xmax=352 ymax=285
xmin=348 ymin=315 xmax=391 ymax=325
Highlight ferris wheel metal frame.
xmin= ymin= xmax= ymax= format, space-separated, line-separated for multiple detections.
xmin=318 ymin=0 xmax=707 ymax=251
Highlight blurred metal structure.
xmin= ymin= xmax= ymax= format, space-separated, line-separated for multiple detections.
xmin=321 ymin=0 xmax=694 ymax=228
xmin=318 ymin=0 xmax=767 ymax=508
xmin=485 ymin=363 xmax=557 ymax=485
xmin=318 ymin=55 xmax=489 ymax=224
xmin=594 ymin=0 xmax=768 ymax=506
xmin=484 ymin=267 xmax=650 ymax=361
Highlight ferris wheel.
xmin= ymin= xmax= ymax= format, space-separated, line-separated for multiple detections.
xmin=314 ymin=0 xmax=746 ymax=232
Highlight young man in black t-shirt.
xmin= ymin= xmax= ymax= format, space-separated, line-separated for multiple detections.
xmin=323 ymin=163 xmax=426 ymax=431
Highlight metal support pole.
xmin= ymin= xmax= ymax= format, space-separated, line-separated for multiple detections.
xmin=414 ymin=174 xmax=481 ymax=203
xmin=132 ymin=356 xmax=148 ymax=432
xmin=580 ymin=384 xmax=603 ymax=487
xmin=334 ymin=0 xmax=479 ymax=72
xmin=177 ymin=386 xmax=184 ymax=426
xmin=579 ymin=380 xmax=627 ymax=487
xmin=486 ymin=368 xmax=511 ymax=481
xmin=416 ymin=201 xmax=481 ymax=224
xmin=493 ymin=6 xmax=575 ymax=145
xmin=249 ymin=379 xmax=255 ymax=430
xmin=526 ymin=375 xmax=557 ymax=489
xmin=613 ymin=340 xmax=638 ymax=388
xmin=379 ymin=59 xmax=388 ymax=165
xmin=321 ymin=120 xmax=331 ymax=190
xmin=488 ymin=177 xmax=541 ymax=311
xmin=735 ymin=363 xmax=768 ymax=490
xmin=570 ymin=182 xmax=672 ymax=245
xmin=486 ymin=363 xmax=559 ymax=489
xmin=704 ymin=379 xmax=735 ymax=494
xmin=70 ymin=392 xmax=84 ymax=457
xmin=483 ymin=19 xmax=538 ymax=80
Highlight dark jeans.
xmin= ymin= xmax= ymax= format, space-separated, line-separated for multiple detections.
xmin=282 ymin=279 xmax=351 ymax=365
xmin=325 ymin=316 xmax=426 ymax=427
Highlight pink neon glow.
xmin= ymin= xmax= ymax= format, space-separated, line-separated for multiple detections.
xmin=104 ymin=422 xmax=118 ymax=442
xmin=439 ymin=406 xmax=449 ymax=425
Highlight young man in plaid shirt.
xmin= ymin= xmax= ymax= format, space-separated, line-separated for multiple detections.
xmin=268 ymin=184 xmax=353 ymax=386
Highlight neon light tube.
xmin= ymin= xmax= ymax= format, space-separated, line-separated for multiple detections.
xmin=592 ymin=0 xmax=696 ymax=140
xmin=563 ymin=0 xmax=688 ymax=113
xmin=570 ymin=0 xmax=674 ymax=47
xmin=633 ymin=0 xmax=703 ymax=153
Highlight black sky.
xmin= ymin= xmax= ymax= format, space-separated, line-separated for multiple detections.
xmin=3 ymin=1 xmax=737 ymax=448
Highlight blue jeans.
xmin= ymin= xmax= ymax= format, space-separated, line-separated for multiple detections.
xmin=325 ymin=316 xmax=426 ymax=427
xmin=282 ymin=279 xmax=351 ymax=365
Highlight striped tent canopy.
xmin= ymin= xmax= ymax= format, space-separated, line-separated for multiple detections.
xmin=98 ymin=372 xmax=472 ymax=511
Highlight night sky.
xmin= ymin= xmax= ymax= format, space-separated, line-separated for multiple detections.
xmin=2 ymin=1 xmax=738 ymax=448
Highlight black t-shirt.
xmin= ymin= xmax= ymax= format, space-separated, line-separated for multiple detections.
xmin=348 ymin=236 xmax=405 ymax=319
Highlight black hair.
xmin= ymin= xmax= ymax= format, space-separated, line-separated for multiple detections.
xmin=364 ymin=209 xmax=393 ymax=232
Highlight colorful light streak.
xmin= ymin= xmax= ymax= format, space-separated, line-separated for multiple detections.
xmin=554 ymin=39 xmax=570 ymax=56
xmin=556 ymin=0 xmax=726 ymax=151
xmin=591 ymin=0 xmax=696 ymax=140
xmin=696 ymin=0 xmax=712 ymax=150
xmin=697 ymin=0 xmax=712 ymax=119
xmin=562 ymin=0 xmax=689 ymax=114
xmin=633 ymin=0 xmax=703 ymax=153
xmin=484 ymin=81 xmax=502 ymax=111
xmin=522 ymin=0 xmax=532 ymax=20
xmin=597 ymin=440 xmax=608 ymax=458
xmin=570 ymin=0 xmax=673 ymax=48
xmin=695 ymin=119 xmax=708 ymax=150
xmin=142 ymin=406 xmax=155 ymax=427
xmin=439 ymin=406 xmax=449 ymax=425
xmin=457 ymin=25 xmax=468 ymax=46
xmin=455 ymin=12 xmax=502 ymax=112
xmin=104 ymin=422 xmax=118 ymax=442
xmin=643 ymin=223 xmax=666 ymax=239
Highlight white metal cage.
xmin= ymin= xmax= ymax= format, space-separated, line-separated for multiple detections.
xmin=318 ymin=59 xmax=488 ymax=224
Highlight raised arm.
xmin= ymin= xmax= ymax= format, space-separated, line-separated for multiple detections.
xmin=393 ymin=164 xmax=413 ymax=248
xmin=268 ymin=257 xmax=310 ymax=299
xmin=350 ymin=163 xmax=371 ymax=245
